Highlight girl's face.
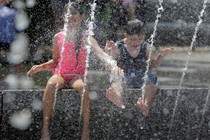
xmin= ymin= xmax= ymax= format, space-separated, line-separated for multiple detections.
xmin=125 ymin=33 xmax=145 ymax=48
xmin=66 ymin=6 xmax=83 ymax=28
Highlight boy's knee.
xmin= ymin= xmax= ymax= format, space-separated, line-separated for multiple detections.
xmin=146 ymin=83 xmax=157 ymax=90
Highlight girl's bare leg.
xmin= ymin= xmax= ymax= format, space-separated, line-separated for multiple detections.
xmin=41 ymin=76 xmax=65 ymax=140
xmin=71 ymin=79 xmax=90 ymax=140
xmin=137 ymin=83 xmax=156 ymax=117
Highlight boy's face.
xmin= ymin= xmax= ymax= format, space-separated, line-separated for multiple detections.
xmin=125 ymin=33 xmax=145 ymax=48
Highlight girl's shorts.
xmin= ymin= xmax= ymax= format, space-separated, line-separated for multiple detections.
xmin=53 ymin=73 xmax=82 ymax=80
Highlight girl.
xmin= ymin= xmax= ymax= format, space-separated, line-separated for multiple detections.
xmin=27 ymin=2 xmax=111 ymax=140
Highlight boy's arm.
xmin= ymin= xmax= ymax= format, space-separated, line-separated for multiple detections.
xmin=149 ymin=53 xmax=163 ymax=70
xmin=149 ymin=47 xmax=175 ymax=70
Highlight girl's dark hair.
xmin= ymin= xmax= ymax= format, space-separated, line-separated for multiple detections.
xmin=75 ymin=21 xmax=86 ymax=66
xmin=124 ymin=19 xmax=147 ymax=35
xmin=63 ymin=2 xmax=84 ymax=15
xmin=64 ymin=2 xmax=86 ymax=66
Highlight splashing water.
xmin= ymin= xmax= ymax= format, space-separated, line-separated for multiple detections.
xmin=196 ymin=87 xmax=210 ymax=140
xmin=80 ymin=0 xmax=97 ymax=117
xmin=13 ymin=0 xmax=26 ymax=9
xmin=168 ymin=0 xmax=207 ymax=137
xmin=31 ymin=99 xmax=43 ymax=111
xmin=54 ymin=0 xmax=72 ymax=109
xmin=4 ymin=74 xmax=19 ymax=89
xmin=141 ymin=0 xmax=164 ymax=100
xmin=8 ymin=34 xmax=29 ymax=64
xmin=25 ymin=0 xmax=36 ymax=8
xmin=4 ymin=71 xmax=34 ymax=89
xmin=15 ymin=11 xmax=29 ymax=31
xmin=9 ymin=109 xmax=32 ymax=130
xmin=84 ymin=0 xmax=97 ymax=85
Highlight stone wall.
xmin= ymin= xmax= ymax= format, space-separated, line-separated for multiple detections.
xmin=0 ymin=88 xmax=210 ymax=139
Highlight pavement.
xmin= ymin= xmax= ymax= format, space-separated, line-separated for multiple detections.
xmin=157 ymin=46 xmax=210 ymax=88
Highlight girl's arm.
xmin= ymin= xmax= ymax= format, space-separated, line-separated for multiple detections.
xmin=27 ymin=34 xmax=59 ymax=76
xmin=104 ymin=40 xmax=120 ymax=60
xmin=88 ymin=36 xmax=118 ymax=70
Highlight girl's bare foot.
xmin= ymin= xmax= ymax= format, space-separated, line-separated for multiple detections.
xmin=81 ymin=129 xmax=90 ymax=140
xmin=106 ymin=87 xmax=125 ymax=109
xmin=40 ymin=134 xmax=50 ymax=140
xmin=137 ymin=97 xmax=149 ymax=117
xmin=40 ymin=129 xmax=50 ymax=140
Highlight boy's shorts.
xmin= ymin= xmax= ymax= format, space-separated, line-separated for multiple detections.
xmin=124 ymin=71 xmax=158 ymax=88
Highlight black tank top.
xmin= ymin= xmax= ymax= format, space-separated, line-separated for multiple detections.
xmin=116 ymin=40 xmax=148 ymax=74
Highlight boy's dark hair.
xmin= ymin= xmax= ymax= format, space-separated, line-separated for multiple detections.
xmin=124 ymin=19 xmax=146 ymax=35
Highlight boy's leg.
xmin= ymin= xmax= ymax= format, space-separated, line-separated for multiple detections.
xmin=71 ymin=79 xmax=90 ymax=140
xmin=137 ymin=83 xmax=156 ymax=117
xmin=106 ymin=82 xmax=125 ymax=108
xmin=41 ymin=76 xmax=65 ymax=140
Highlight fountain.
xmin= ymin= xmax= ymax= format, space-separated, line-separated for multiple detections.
xmin=1 ymin=0 xmax=210 ymax=140
xmin=168 ymin=0 xmax=208 ymax=137
xmin=141 ymin=0 xmax=164 ymax=101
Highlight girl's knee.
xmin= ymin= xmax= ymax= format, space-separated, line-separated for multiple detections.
xmin=46 ymin=78 xmax=64 ymax=90
xmin=46 ymin=82 xmax=57 ymax=90
xmin=77 ymin=84 xmax=90 ymax=94
xmin=71 ymin=79 xmax=90 ymax=92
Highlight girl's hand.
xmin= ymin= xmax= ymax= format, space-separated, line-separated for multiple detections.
xmin=105 ymin=40 xmax=116 ymax=53
xmin=27 ymin=65 xmax=43 ymax=76
xmin=105 ymin=40 xmax=119 ymax=59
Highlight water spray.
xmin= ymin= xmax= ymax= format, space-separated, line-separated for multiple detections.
xmin=168 ymin=0 xmax=207 ymax=137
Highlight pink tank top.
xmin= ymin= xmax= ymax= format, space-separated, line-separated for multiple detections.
xmin=53 ymin=32 xmax=87 ymax=76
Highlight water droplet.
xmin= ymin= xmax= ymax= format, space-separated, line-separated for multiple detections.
xmin=8 ymin=34 xmax=28 ymax=64
xmin=13 ymin=0 xmax=25 ymax=9
xmin=26 ymin=0 xmax=36 ymax=8
xmin=31 ymin=99 xmax=43 ymax=111
xmin=10 ymin=109 xmax=32 ymax=130
xmin=20 ymin=76 xmax=34 ymax=89
xmin=4 ymin=74 xmax=19 ymax=89
xmin=89 ymin=91 xmax=98 ymax=100
xmin=15 ymin=12 xmax=29 ymax=31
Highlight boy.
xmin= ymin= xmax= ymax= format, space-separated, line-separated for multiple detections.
xmin=105 ymin=19 xmax=174 ymax=116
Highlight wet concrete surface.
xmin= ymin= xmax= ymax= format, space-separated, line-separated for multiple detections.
xmin=158 ymin=46 xmax=210 ymax=88
xmin=1 ymin=89 xmax=210 ymax=140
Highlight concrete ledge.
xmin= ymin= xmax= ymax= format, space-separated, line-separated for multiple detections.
xmin=0 ymin=88 xmax=210 ymax=139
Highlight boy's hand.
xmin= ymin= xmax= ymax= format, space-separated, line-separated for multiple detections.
xmin=160 ymin=47 xmax=175 ymax=58
xmin=27 ymin=65 xmax=43 ymax=76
